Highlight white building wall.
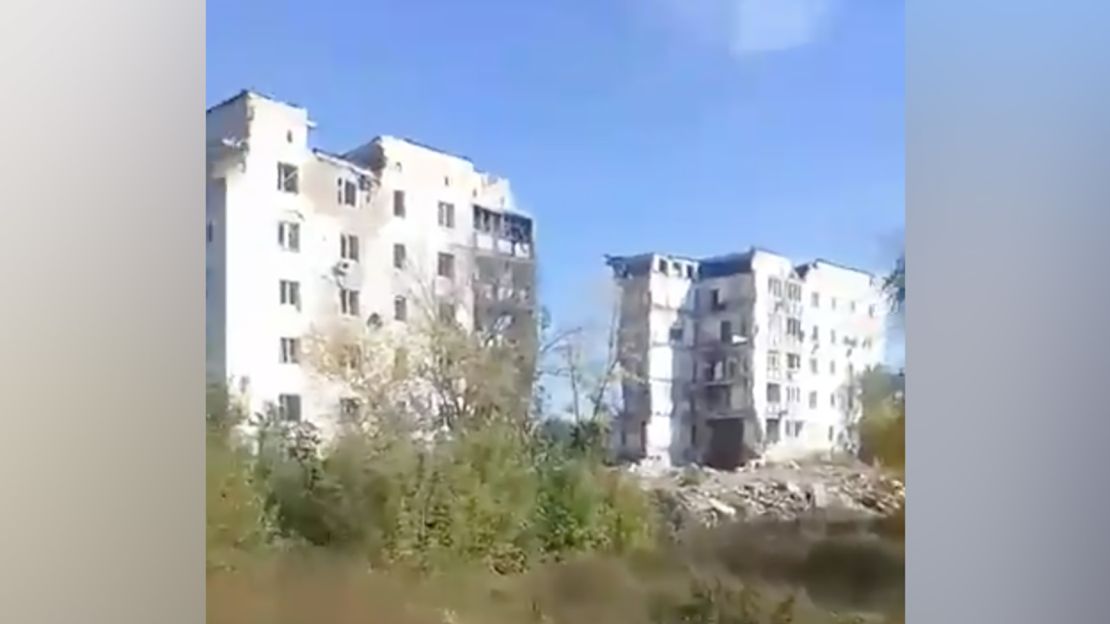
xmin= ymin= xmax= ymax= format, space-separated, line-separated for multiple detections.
xmin=206 ymin=91 xmax=534 ymax=438
xmin=610 ymin=248 xmax=888 ymax=466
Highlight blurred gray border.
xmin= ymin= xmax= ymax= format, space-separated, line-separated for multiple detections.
xmin=0 ymin=0 xmax=203 ymax=621
xmin=910 ymin=1 xmax=1110 ymax=622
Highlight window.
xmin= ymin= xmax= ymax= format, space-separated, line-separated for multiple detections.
xmin=394 ymin=296 xmax=407 ymax=322
xmin=444 ymin=176 xmax=451 ymax=187
xmin=437 ymin=252 xmax=455 ymax=279
xmin=340 ymin=234 xmax=359 ymax=262
xmin=786 ymin=387 xmax=800 ymax=403
xmin=811 ymin=292 xmax=820 ymax=307
xmin=393 ymin=190 xmax=406 ymax=217
xmin=766 ymin=383 xmax=781 ymax=403
xmin=830 ymin=360 xmax=837 ymax=375
xmin=279 ymin=280 xmax=301 ymax=310
xmin=339 ymin=289 xmax=360 ymax=316
xmin=830 ymin=329 xmax=837 ymax=343
xmin=811 ymin=325 xmax=820 ymax=342
xmin=851 ymin=301 xmax=858 ymax=313
xmin=767 ymin=351 xmax=780 ymax=372
xmin=809 ymin=391 xmax=818 ymax=408
xmin=720 ymin=320 xmax=732 ymax=342
xmin=786 ymin=354 xmax=801 ymax=370
xmin=848 ymin=363 xmax=855 ymax=378
xmin=830 ymin=393 xmax=837 ymax=408
xmin=690 ymin=424 xmax=698 ymax=445
xmin=794 ymin=422 xmax=805 ymax=438
xmin=393 ymin=244 xmax=406 ymax=269
xmin=339 ymin=398 xmax=361 ymax=420
xmin=438 ymin=302 xmax=456 ymax=324
xmin=286 ymin=130 xmax=293 ymax=143
xmin=786 ymin=318 xmax=802 ymax=338
xmin=831 ymin=297 xmax=838 ymax=310
xmin=686 ymin=265 xmax=695 ymax=279
xmin=768 ymin=277 xmax=783 ymax=296
xmin=810 ymin=358 xmax=818 ymax=374
xmin=869 ymin=304 xmax=876 ymax=318
xmin=437 ymin=202 xmax=456 ymax=228
xmin=206 ymin=221 xmax=213 ymax=243
xmin=277 ymin=163 xmax=299 ymax=193
xmin=278 ymin=394 xmax=302 ymax=421
xmin=278 ymin=221 xmax=300 ymax=252
xmin=367 ymin=313 xmax=382 ymax=329
xmin=786 ymin=282 xmax=802 ymax=301
xmin=709 ymin=289 xmax=722 ymax=310
xmin=669 ymin=326 xmax=684 ymax=342
xmin=338 ymin=179 xmax=357 ymax=206
xmin=766 ymin=418 xmax=781 ymax=443
xmin=279 ymin=337 xmax=300 ymax=364
xmin=828 ymin=426 xmax=835 ymax=442
xmin=658 ymin=259 xmax=668 ymax=274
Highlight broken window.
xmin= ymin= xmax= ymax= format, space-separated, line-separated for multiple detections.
xmin=393 ymin=190 xmax=406 ymax=217
xmin=766 ymin=418 xmax=781 ymax=443
xmin=719 ymin=320 xmax=732 ymax=342
xmin=437 ymin=252 xmax=455 ymax=280
xmin=278 ymin=221 xmax=300 ymax=252
xmin=277 ymin=163 xmax=299 ymax=193
xmin=340 ymin=234 xmax=359 ymax=262
xmin=709 ymin=289 xmax=722 ymax=310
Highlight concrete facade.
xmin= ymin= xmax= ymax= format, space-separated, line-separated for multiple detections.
xmin=206 ymin=91 xmax=536 ymax=436
xmin=607 ymin=248 xmax=886 ymax=468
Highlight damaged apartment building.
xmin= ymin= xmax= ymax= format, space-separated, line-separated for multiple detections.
xmin=606 ymin=248 xmax=887 ymax=469
xmin=206 ymin=90 xmax=536 ymax=436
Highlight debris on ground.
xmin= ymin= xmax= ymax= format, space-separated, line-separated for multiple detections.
xmin=624 ymin=459 xmax=904 ymax=531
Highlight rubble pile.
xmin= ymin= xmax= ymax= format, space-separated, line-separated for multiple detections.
xmin=626 ymin=459 xmax=904 ymax=530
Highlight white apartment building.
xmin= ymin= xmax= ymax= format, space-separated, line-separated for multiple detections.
xmin=606 ymin=247 xmax=887 ymax=468
xmin=206 ymin=90 xmax=536 ymax=436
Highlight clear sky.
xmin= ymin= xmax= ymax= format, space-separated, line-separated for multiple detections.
xmin=207 ymin=0 xmax=904 ymax=364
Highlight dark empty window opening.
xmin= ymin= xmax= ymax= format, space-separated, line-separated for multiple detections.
xmin=278 ymin=394 xmax=301 ymax=421
xmin=393 ymin=190 xmax=406 ymax=217
xmin=393 ymin=244 xmax=406 ymax=269
xmin=394 ymin=296 xmax=407 ymax=322
xmin=437 ymin=253 xmax=455 ymax=280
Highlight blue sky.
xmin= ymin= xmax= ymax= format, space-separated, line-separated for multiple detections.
xmin=207 ymin=0 xmax=904 ymax=364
